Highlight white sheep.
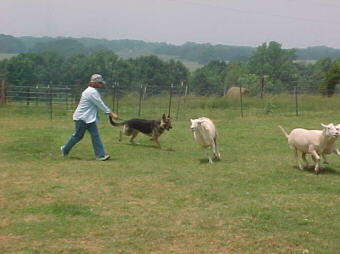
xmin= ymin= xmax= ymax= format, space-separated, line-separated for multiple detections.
xmin=320 ymin=123 xmax=340 ymax=164
xmin=190 ymin=117 xmax=220 ymax=164
xmin=278 ymin=123 xmax=338 ymax=174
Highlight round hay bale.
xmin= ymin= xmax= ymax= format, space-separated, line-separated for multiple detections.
xmin=226 ymin=87 xmax=249 ymax=98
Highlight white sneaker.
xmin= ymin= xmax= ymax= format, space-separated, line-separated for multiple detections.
xmin=60 ymin=146 xmax=66 ymax=157
xmin=96 ymin=155 xmax=110 ymax=161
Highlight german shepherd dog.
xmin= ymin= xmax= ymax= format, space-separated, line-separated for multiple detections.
xmin=109 ymin=114 xmax=172 ymax=148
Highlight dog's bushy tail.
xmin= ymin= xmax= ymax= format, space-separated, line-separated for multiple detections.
xmin=109 ymin=116 xmax=125 ymax=127
xmin=277 ymin=125 xmax=289 ymax=139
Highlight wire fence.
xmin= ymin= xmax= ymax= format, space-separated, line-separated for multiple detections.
xmin=1 ymin=80 xmax=340 ymax=120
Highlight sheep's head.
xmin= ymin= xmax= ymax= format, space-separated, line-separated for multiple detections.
xmin=321 ymin=123 xmax=338 ymax=138
xmin=335 ymin=124 xmax=340 ymax=137
xmin=190 ymin=118 xmax=203 ymax=132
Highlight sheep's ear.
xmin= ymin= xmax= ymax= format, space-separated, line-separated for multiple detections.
xmin=321 ymin=123 xmax=327 ymax=128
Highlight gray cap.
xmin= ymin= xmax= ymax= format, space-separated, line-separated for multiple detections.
xmin=90 ymin=74 xmax=106 ymax=84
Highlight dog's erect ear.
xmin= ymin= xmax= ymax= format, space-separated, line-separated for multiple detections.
xmin=167 ymin=114 xmax=170 ymax=119
xmin=162 ymin=114 xmax=166 ymax=120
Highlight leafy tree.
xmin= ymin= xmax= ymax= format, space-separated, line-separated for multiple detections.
xmin=224 ymin=61 xmax=247 ymax=88
xmin=129 ymin=56 xmax=168 ymax=88
xmin=62 ymin=53 xmax=91 ymax=84
xmin=321 ymin=59 xmax=340 ymax=96
xmin=296 ymin=57 xmax=332 ymax=93
xmin=39 ymin=51 xmax=64 ymax=83
xmin=248 ymin=41 xmax=297 ymax=91
xmin=190 ymin=60 xmax=227 ymax=95
xmin=0 ymin=59 xmax=8 ymax=80
xmin=7 ymin=54 xmax=35 ymax=85
xmin=166 ymin=59 xmax=189 ymax=86
xmin=113 ymin=59 xmax=134 ymax=89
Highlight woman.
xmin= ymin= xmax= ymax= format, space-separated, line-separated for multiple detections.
xmin=61 ymin=74 xmax=118 ymax=161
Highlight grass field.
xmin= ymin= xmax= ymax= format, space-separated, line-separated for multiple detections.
xmin=1 ymin=96 xmax=340 ymax=254
xmin=0 ymin=53 xmax=17 ymax=61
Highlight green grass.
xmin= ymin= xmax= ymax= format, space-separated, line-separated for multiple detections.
xmin=1 ymin=96 xmax=340 ymax=253
xmin=0 ymin=53 xmax=17 ymax=60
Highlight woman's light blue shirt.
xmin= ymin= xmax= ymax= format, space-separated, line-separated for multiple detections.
xmin=73 ymin=86 xmax=111 ymax=123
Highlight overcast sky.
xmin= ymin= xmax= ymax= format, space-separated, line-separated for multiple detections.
xmin=1 ymin=0 xmax=340 ymax=49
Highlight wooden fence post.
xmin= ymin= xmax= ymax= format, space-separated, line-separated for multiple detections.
xmin=260 ymin=77 xmax=264 ymax=99
xmin=0 ymin=80 xmax=7 ymax=105
xmin=74 ymin=80 xmax=81 ymax=105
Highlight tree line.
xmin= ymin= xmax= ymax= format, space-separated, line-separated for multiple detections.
xmin=0 ymin=41 xmax=339 ymax=95
xmin=1 ymin=34 xmax=340 ymax=64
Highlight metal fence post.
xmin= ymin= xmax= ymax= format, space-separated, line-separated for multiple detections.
xmin=111 ymin=82 xmax=116 ymax=112
xmin=116 ymin=82 xmax=119 ymax=115
xmin=294 ymin=81 xmax=298 ymax=116
xmin=223 ymin=86 xmax=227 ymax=97
xmin=142 ymin=85 xmax=147 ymax=101
xmin=48 ymin=83 xmax=53 ymax=120
xmin=168 ymin=84 xmax=173 ymax=116
xmin=138 ymin=84 xmax=143 ymax=116
xmin=176 ymin=82 xmax=184 ymax=120
xmin=35 ymin=85 xmax=39 ymax=105
xmin=240 ymin=86 xmax=244 ymax=118
xmin=65 ymin=85 xmax=68 ymax=110
xmin=26 ymin=86 xmax=30 ymax=107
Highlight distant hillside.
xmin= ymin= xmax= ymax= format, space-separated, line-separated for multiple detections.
xmin=1 ymin=34 xmax=340 ymax=67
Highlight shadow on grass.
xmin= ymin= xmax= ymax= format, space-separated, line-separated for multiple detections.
xmin=199 ymin=158 xmax=221 ymax=164
xmin=66 ymin=156 xmax=95 ymax=161
xmin=293 ymin=165 xmax=340 ymax=176
xmin=117 ymin=142 xmax=175 ymax=151
xmin=65 ymin=156 xmax=120 ymax=161
xmin=318 ymin=166 xmax=340 ymax=175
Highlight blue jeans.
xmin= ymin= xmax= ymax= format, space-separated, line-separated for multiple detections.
xmin=62 ymin=120 xmax=106 ymax=158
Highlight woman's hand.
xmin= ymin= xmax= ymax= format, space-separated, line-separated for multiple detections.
xmin=108 ymin=112 xmax=119 ymax=120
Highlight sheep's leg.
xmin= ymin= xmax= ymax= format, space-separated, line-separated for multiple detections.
xmin=294 ymin=149 xmax=304 ymax=170
xmin=302 ymin=152 xmax=309 ymax=168
xmin=322 ymin=154 xmax=329 ymax=164
xmin=213 ymin=138 xmax=221 ymax=160
xmin=334 ymin=148 xmax=340 ymax=156
xmin=205 ymin=148 xmax=213 ymax=164
xmin=311 ymin=150 xmax=321 ymax=174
